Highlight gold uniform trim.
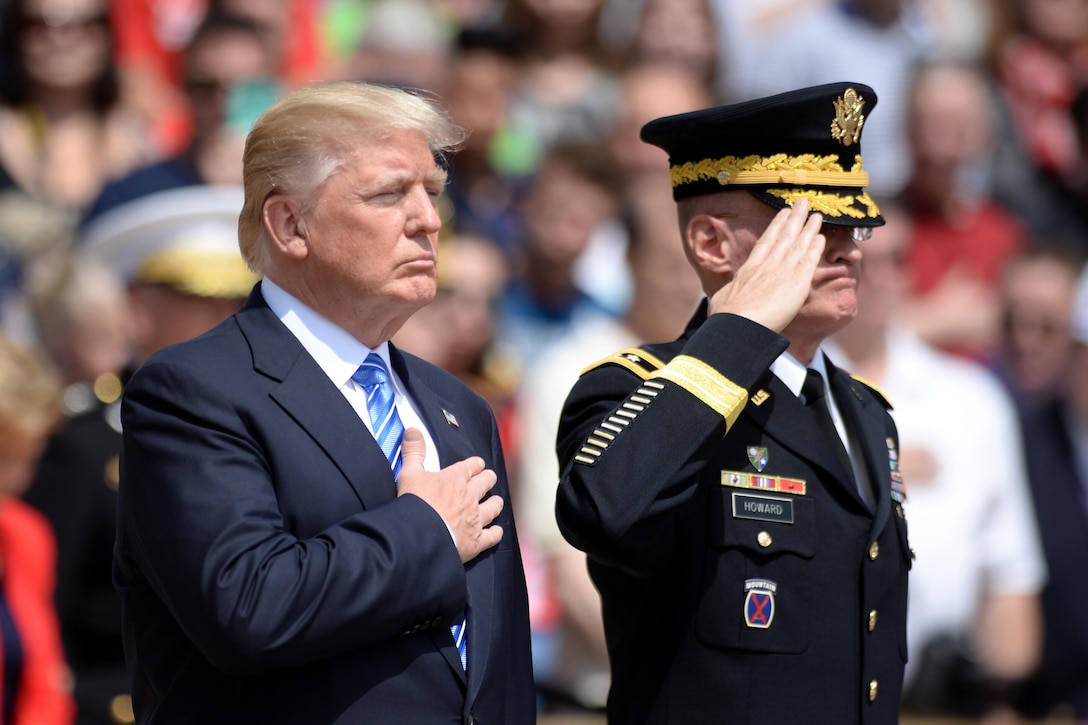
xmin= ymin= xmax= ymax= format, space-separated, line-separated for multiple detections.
xmin=765 ymin=188 xmax=881 ymax=219
xmin=670 ymin=153 xmax=869 ymax=190
xmin=580 ymin=347 xmax=667 ymax=379
xmin=574 ymin=380 xmax=667 ymax=467
xmin=137 ymin=247 xmax=259 ymax=299
xmin=651 ymin=355 xmax=748 ymax=428
xmin=849 ymin=373 xmax=894 ymax=410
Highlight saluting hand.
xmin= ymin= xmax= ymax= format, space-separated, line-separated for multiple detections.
xmin=708 ymin=197 xmax=826 ymax=332
xmin=396 ymin=428 xmax=505 ymax=563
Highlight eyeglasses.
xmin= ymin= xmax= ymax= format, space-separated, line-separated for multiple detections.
xmin=713 ymin=211 xmax=874 ymax=242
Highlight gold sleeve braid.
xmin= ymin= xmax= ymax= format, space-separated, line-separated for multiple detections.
xmin=650 ymin=355 xmax=749 ymax=430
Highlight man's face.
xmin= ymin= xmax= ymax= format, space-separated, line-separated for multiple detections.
xmin=724 ymin=195 xmax=863 ymax=339
xmin=129 ymin=285 xmax=243 ymax=362
xmin=299 ymin=128 xmax=445 ymax=326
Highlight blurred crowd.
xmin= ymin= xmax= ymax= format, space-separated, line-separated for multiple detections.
xmin=0 ymin=0 xmax=1087 ymax=722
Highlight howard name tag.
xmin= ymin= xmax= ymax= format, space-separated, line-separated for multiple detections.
xmin=732 ymin=493 xmax=794 ymax=524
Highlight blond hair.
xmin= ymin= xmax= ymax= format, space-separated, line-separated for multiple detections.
xmin=238 ymin=82 xmax=467 ymax=274
xmin=0 ymin=336 xmax=62 ymax=438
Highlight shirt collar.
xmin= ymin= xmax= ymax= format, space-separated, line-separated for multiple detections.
xmin=261 ymin=278 xmax=396 ymax=392
xmin=772 ymin=347 xmax=831 ymax=399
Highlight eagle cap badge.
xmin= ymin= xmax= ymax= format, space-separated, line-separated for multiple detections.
xmin=831 ymin=88 xmax=865 ymax=147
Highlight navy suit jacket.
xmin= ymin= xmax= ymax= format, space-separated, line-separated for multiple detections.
xmin=1016 ymin=399 xmax=1088 ymax=716
xmin=114 ymin=285 xmax=535 ymax=724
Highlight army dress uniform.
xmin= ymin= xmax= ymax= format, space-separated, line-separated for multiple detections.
xmin=554 ymin=83 xmax=912 ymax=724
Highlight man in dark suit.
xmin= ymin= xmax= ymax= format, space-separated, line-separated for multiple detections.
xmin=113 ymin=82 xmax=535 ymax=724
xmin=1014 ymin=266 xmax=1088 ymax=721
xmin=555 ymin=83 xmax=912 ymax=724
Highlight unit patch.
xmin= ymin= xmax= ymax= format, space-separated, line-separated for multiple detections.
xmin=746 ymin=446 xmax=768 ymax=472
xmin=732 ymin=493 xmax=794 ymax=524
xmin=744 ymin=579 xmax=777 ymax=629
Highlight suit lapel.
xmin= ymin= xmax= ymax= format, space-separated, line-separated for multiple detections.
xmin=236 ymin=289 xmax=397 ymax=510
xmin=390 ymin=347 xmax=496 ymax=692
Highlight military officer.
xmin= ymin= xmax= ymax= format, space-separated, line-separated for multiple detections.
xmin=25 ymin=185 xmax=258 ymax=724
xmin=555 ymin=82 xmax=912 ymax=724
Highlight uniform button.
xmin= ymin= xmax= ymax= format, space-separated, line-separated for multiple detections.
xmin=868 ymin=610 xmax=878 ymax=632
xmin=868 ymin=541 xmax=880 ymax=560
xmin=757 ymin=531 xmax=773 ymax=548
xmin=109 ymin=694 xmax=135 ymax=724
xmin=869 ymin=680 xmax=879 ymax=702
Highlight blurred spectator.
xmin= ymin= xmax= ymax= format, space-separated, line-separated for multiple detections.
xmin=0 ymin=334 xmax=76 ymax=725
xmin=899 ymin=60 xmax=1027 ymax=361
xmin=722 ymin=0 xmax=940 ymax=197
xmin=1012 ymin=260 xmax=1088 ymax=723
xmin=498 ymin=0 xmax=622 ymax=153
xmin=826 ymin=203 xmax=1046 ymax=721
xmin=110 ymin=0 xmax=324 ymax=153
xmin=987 ymin=0 xmax=1088 ymax=243
xmin=494 ymin=142 xmax=622 ymax=381
xmin=430 ymin=0 xmax=505 ymax=28
xmin=626 ymin=0 xmax=718 ymax=88
xmin=516 ymin=170 xmax=701 ymax=714
xmin=394 ymin=232 xmax=516 ymax=419
xmin=992 ymin=242 xmax=1087 ymax=410
xmin=83 ymin=10 xmax=278 ymax=226
xmin=331 ymin=0 xmax=453 ymax=94
xmin=28 ymin=254 xmax=132 ymax=408
xmin=712 ymin=0 xmax=993 ymax=106
xmin=991 ymin=0 xmax=1088 ymax=183
xmin=604 ymin=62 xmax=713 ymax=181
xmin=442 ymin=27 xmax=536 ymax=251
xmin=22 ymin=185 xmax=258 ymax=725
xmin=0 ymin=0 xmax=157 ymax=216
xmin=576 ymin=60 xmax=711 ymax=326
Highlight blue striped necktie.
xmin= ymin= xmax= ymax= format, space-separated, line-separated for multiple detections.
xmin=352 ymin=353 xmax=404 ymax=480
xmin=352 ymin=353 xmax=467 ymax=669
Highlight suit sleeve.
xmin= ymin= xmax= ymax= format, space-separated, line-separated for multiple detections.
xmin=555 ymin=313 xmax=788 ymax=575
xmin=117 ymin=358 xmax=468 ymax=673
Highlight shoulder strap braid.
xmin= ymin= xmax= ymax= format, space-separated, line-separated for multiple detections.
xmin=580 ymin=347 xmax=667 ymax=380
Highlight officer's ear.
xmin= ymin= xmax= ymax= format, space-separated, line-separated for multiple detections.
xmin=687 ymin=213 xmax=732 ymax=275
xmin=263 ymin=194 xmax=311 ymax=260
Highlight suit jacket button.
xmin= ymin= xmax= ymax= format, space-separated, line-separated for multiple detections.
xmin=867 ymin=610 xmax=878 ymax=632
xmin=869 ymin=680 xmax=879 ymax=702
xmin=868 ymin=541 xmax=880 ymax=560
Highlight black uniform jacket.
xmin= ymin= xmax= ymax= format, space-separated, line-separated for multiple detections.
xmin=556 ymin=304 xmax=911 ymax=724
xmin=114 ymin=285 xmax=535 ymax=724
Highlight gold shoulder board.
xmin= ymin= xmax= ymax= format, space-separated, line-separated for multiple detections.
xmin=580 ymin=347 xmax=667 ymax=380
xmin=850 ymin=374 xmax=893 ymax=410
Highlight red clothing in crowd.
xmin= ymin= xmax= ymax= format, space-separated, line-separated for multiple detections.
xmin=0 ymin=500 xmax=75 ymax=725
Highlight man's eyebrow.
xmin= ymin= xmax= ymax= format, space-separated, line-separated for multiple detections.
xmin=430 ymin=168 xmax=450 ymax=188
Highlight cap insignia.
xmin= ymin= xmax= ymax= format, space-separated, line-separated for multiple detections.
xmin=830 ymin=88 xmax=865 ymax=147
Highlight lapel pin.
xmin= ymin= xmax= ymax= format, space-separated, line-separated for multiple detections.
xmin=442 ymin=409 xmax=459 ymax=428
